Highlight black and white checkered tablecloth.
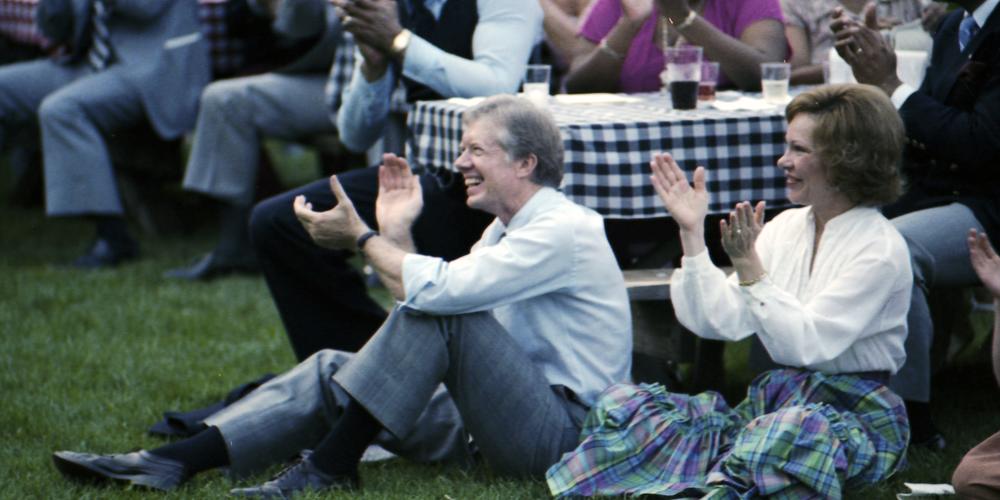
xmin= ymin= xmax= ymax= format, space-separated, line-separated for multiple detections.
xmin=408 ymin=93 xmax=791 ymax=219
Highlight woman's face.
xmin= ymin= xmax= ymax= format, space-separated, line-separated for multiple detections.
xmin=777 ymin=114 xmax=838 ymax=208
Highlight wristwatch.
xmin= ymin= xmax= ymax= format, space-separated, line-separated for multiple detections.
xmin=391 ymin=29 xmax=412 ymax=58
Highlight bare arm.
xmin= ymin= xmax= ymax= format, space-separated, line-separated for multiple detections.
xmin=564 ymin=0 xmax=649 ymax=93
xmin=539 ymin=0 xmax=594 ymax=66
xmin=786 ymin=23 xmax=825 ymax=85
xmin=669 ymin=14 xmax=787 ymax=90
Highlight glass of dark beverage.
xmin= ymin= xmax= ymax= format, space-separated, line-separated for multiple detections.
xmin=699 ymin=61 xmax=719 ymax=101
xmin=661 ymin=46 xmax=703 ymax=110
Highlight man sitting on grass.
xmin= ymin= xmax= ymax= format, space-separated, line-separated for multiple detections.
xmin=50 ymin=95 xmax=632 ymax=496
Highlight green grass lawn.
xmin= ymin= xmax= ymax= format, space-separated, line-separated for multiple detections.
xmin=2 ymin=168 xmax=998 ymax=499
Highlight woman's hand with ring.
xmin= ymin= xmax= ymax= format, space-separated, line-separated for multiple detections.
xmin=720 ymin=201 xmax=765 ymax=260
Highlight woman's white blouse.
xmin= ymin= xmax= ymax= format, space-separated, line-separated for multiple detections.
xmin=671 ymin=206 xmax=912 ymax=374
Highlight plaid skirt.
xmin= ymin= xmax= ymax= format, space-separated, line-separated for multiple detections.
xmin=546 ymin=368 xmax=909 ymax=499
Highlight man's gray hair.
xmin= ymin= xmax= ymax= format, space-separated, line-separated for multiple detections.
xmin=462 ymin=95 xmax=564 ymax=188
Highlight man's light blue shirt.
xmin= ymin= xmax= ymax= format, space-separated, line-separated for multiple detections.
xmin=400 ymin=188 xmax=633 ymax=407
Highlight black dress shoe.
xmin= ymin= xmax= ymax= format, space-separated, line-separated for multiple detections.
xmin=52 ymin=449 xmax=189 ymax=491
xmin=72 ymin=239 xmax=139 ymax=269
xmin=230 ymin=455 xmax=358 ymax=498
xmin=164 ymin=252 xmax=258 ymax=281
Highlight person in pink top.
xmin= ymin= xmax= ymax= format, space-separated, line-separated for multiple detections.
xmin=566 ymin=0 xmax=787 ymax=93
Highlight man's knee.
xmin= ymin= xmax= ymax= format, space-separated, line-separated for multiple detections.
xmin=199 ymin=79 xmax=251 ymax=115
xmin=38 ymin=91 xmax=84 ymax=127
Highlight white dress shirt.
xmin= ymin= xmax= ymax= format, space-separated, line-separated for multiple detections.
xmin=400 ymin=187 xmax=632 ymax=406
xmin=337 ymin=0 xmax=543 ymax=152
xmin=671 ymin=206 xmax=912 ymax=374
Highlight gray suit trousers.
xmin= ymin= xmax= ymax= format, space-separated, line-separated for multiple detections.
xmin=182 ymin=73 xmax=336 ymax=207
xmin=206 ymin=308 xmax=588 ymax=479
xmin=334 ymin=308 xmax=588 ymax=477
xmin=0 ymin=59 xmax=146 ymax=216
xmin=205 ymin=349 xmax=474 ymax=478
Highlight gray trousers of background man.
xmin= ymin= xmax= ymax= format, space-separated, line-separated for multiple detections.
xmin=889 ymin=203 xmax=985 ymax=402
xmin=0 ymin=58 xmax=146 ymax=216
xmin=181 ymin=73 xmax=336 ymax=207
xmin=206 ymin=308 xmax=588 ymax=478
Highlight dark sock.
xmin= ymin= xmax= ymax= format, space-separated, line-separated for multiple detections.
xmin=149 ymin=425 xmax=229 ymax=474
xmin=309 ymin=399 xmax=381 ymax=477
xmin=905 ymin=400 xmax=937 ymax=441
xmin=94 ymin=216 xmax=135 ymax=249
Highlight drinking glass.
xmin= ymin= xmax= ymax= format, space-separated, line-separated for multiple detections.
xmin=523 ymin=64 xmax=551 ymax=107
xmin=661 ymin=46 xmax=703 ymax=110
xmin=760 ymin=62 xmax=791 ymax=104
xmin=699 ymin=61 xmax=719 ymax=101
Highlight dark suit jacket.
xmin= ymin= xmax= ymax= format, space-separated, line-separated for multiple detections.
xmin=35 ymin=0 xmax=212 ymax=140
xmin=889 ymin=6 xmax=1000 ymax=245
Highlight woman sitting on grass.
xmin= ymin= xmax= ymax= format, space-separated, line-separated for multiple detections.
xmin=951 ymin=229 xmax=1000 ymax=499
xmin=547 ymin=84 xmax=913 ymax=498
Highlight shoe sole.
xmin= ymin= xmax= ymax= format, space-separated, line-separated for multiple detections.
xmin=52 ymin=452 xmax=175 ymax=491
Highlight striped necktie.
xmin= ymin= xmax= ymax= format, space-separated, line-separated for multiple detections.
xmin=958 ymin=14 xmax=980 ymax=52
xmin=87 ymin=0 xmax=114 ymax=71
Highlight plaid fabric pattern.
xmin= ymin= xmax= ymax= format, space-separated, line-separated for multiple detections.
xmin=0 ymin=0 xmax=46 ymax=46
xmin=196 ymin=0 xmax=245 ymax=78
xmin=407 ymin=93 xmax=790 ymax=219
xmin=546 ymin=368 xmax=909 ymax=498
xmin=323 ymin=32 xmax=356 ymax=115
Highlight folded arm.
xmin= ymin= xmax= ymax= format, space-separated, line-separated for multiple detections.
xmin=402 ymin=213 xmax=575 ymax=315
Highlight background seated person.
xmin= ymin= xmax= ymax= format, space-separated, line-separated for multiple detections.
xmin=0 ymin=0 xmax=211 ymax=267
xmin=248 ymin=0 xmax=542 ymax=360
xmin=782 ymin=0 xmax=923 ymax=85
xmin=547 ymin=84 xmax=912 ymax=498
xmin=167 ymin=0 xmax=352 ymax=281
xmin=564 ymin=0 xmax=787 ymax=93
xmin=51 ymin=95 xmax=632 ymax=497
xmin=951 ymin=229 xmax=1000 ymax=499
xmin=832 ymin=0 xmax=1000 ymax=450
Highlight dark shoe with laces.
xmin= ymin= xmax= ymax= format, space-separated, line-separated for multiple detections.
xmin=72 ymin=239 xmax=139 ymax=269
xmin=164 ymin=251 xmax=258 ymax=281
xmin=52 ymin=449 xmax=189 ymax=491
xmin=230 ymin=453 xmax=359 ymax=498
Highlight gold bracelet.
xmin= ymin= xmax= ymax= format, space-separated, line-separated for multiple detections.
xmin=670 ymin=9 xmax=698 ymax=30
xmin=739 ymin=272 xmax=767 ymax=287
xmin=598 ymin=38 xmax=624 ymax=60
